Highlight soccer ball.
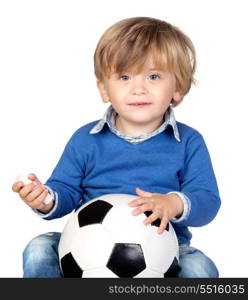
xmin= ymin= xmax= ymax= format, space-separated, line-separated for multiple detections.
xmin=58 ymin=194 xmax=180 ymax=277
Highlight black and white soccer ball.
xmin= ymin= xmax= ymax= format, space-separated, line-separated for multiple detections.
xmin=58 ymin=194 xmax=180 ymax=277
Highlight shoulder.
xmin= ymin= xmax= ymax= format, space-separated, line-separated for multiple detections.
xmin=176 ymin=121 xmax=203 ymax=141
xmin=67 ymin=120 xmax=100 ymax=146
xmin=176 ymin=122 xmax=209 ymax=153
xmin=72 ymin=120 xmax=100 ymax=138
xmin=73 ymin=120 xmax=99 ymax=136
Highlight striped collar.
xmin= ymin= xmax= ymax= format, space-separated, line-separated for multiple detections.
xmin=89 ymin=105 xmax=180 ymax=144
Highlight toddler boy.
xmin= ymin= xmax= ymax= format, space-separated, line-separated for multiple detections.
xmin=12 ymin=16 xmax=221 ymax=277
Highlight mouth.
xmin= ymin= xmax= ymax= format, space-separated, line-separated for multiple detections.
xmin=128 ymin=102 xmax=152 ymax=107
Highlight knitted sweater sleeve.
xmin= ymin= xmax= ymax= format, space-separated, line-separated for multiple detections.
xmin=177 ymin=133 xmax=221 ymax=227
xmin=42 ymin=130 xmax=87 ymax=220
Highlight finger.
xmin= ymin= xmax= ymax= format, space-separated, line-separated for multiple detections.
xmin=132 ymin=205 xmax=149 ymax=216
xmin=19 ymin=182 xmax=37 ymax=199
xmin=25 ymin=185 xmax=46 ymax=203
xmin=143 ymin=210 xmax=161 ymax=225
xmin=28 ymin=189 xmax=48 ymax=209
xmin=28 ymin=173 xmax=41 ymax=184
xmin=12 ymin=181 xmax=24 ymax=193
xmin=136 ymin=187 xmax=153 ymax=197
xmin=157 ymin=217 xmax=169 ymax=234
xmin=128 ymin=197 xmax=149 ymax=207
xmin=132 ymin=201 xmax=154 ymax=215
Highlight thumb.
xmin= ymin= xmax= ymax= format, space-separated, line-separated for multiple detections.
xmin=136 ymin=187 xmax=152 ymax=197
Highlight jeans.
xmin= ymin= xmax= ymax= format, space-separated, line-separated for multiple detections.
xmin=23 ymin=232 xmax=219 ymax=278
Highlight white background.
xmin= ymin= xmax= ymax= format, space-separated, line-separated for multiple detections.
xmin=0 ymin=0 xmax=247 ymax=277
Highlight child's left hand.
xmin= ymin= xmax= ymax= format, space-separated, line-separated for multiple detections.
xmin=128 ymin=187 xmax=184 ymax=234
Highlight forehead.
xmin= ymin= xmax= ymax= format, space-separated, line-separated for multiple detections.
xmin=113 ymin=56 xmax=168 ymax=75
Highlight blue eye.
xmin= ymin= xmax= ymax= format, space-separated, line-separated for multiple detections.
xmin=149 ymin=74 xmax=160 ymax=80
xmin=120 ymin=75 xmax=130 ymax=81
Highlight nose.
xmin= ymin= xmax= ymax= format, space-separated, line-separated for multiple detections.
xmin=130 ymin=77 xmax=148 ymax=95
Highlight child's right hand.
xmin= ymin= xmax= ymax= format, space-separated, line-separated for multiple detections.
xmin=12 ymin=173 xmax=54 ymax=213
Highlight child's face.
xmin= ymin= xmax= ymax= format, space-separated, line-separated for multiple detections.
xmin=97 ymin=59 xmax=182 ymax=133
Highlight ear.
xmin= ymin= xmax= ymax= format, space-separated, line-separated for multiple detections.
xmin=172 ymin=91 xmax=183 ymax=104
xmin=97 ymin=81 xmax=110 ymax=103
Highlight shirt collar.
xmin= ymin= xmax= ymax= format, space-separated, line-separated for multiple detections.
xmin=89 ymin=105 xmax=181 ymax=143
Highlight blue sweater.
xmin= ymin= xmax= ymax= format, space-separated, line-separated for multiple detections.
xmin=45 ymin=121 xmax=221 ymax=245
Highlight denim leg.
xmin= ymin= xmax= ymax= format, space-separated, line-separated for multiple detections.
xmin=23 ymin=232 xmax=62 ymax=278
xmin=177 ymin=244 xmax=219 ymax=278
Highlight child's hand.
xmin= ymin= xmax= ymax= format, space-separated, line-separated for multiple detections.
xmin=12 ymin=173 xmax=54 ymax=213
xmin=128 ymin=187 xmax=183 ymax=234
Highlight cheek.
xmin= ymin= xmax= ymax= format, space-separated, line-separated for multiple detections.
xmin=154 ymin=87 xmax=174 ymax=102
xmin=109 ymin=87 xmax=127 ymax=102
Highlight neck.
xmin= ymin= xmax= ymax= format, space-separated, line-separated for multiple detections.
xmin=115 ymin=116 xmax=164 ymax=137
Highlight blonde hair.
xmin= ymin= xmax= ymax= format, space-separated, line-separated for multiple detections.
xmin=94 ymin=17 xmax=196 ymax=104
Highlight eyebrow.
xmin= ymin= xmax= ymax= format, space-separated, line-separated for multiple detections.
xmin=111 ymin=68 xmax=165 ymax=76
xmin=147 ymin=68 xmax=164 ymax=71
xmin=148 ymin=67 xmax=163 ymax=71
